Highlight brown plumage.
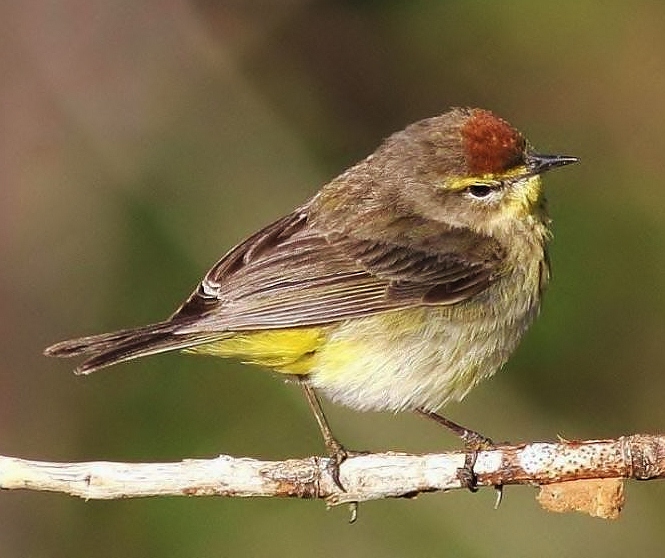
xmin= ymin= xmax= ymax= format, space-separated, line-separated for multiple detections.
xmin=45 ymin=108 xmax=577 ymax=420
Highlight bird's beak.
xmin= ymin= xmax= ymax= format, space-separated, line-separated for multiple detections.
xmin=527 ymin=153 xmax=579 ymax=175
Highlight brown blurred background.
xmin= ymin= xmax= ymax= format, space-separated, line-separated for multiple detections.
xmin=3 ymin=0 xmax=665 ymax=556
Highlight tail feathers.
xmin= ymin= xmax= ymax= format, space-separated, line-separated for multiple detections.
xmin=44 ymin=321 xmax=222 ymax=375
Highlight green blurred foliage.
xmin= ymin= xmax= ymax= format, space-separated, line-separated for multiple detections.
xmin=2 ymin=0 xmax=665 ymax=556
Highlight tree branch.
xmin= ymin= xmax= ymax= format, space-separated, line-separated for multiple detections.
xmin=2 ymin=434 xmax=664 ymax=519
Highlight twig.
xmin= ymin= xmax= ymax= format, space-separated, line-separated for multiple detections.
xmin=1 ymin=434 xmax=664 ymax=518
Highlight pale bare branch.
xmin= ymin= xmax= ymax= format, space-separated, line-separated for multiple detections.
xmin=2 ymin=434 xmax=663 ymax=518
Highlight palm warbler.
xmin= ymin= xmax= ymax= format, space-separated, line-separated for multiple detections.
xmin=45 ymin=108 xmax=576 ymax=472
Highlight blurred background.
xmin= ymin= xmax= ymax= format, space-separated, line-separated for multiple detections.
xmin=2 ymin=0 xmax=665 ymax=556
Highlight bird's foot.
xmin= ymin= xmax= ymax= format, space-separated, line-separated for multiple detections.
xmin=324 ymin=439 xmax=368 ymax=492
xmin=415 ymin=408 xmax=503 ymax=500
xmin=456 ymin=431 xmax=494 ymax=493
xmin=323 ymin=440 xmax=368 ymax=524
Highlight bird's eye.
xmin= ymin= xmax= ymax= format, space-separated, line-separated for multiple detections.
xmin=467 ymin=184 xmax=493 ymax=198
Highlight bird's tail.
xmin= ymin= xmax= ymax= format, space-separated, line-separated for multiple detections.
xmin=44 ymin=320 xmax=222 ymax=375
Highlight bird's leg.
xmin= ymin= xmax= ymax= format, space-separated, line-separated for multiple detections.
xmin=416 ymin=409 xmax=494 ymax=448
xmin=299 ymin=380 xmax=364 ymax=522
xmin=416 ymin=408 xmax=499 ymax=497
xmin=299 ymin=379 xmax=349 ymax=491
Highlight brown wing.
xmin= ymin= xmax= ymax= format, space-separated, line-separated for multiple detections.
xmin=45 ymin=208 xmax=505 ymax=374
xmin=171 ymin=209 xmax=505 ymax=332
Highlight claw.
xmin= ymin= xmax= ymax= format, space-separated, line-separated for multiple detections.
xmin=326 ymin=442 xmax=349 ymax=492
xmin=348 ymin=502 xmax=358 ymax=524
xmin=493 ymin=484 xmax=504 ymax=509
xmin=457 ymin=449 xmax=480 ymax=492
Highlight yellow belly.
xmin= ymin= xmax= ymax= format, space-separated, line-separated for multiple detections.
xmin=186 ymin=327 xmax=329 ymax=374
xmin=185 ymin=296 xmax=537 ymax=414
xmin=309 ymin=306 xmax=525 ymax=412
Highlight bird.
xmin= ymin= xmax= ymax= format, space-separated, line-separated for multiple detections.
xmin=45 ymin=107 xmax=577 ymax=483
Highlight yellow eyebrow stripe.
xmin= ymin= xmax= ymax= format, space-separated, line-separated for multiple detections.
xmin=443 ymin=165 xmax=530 ymax=191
